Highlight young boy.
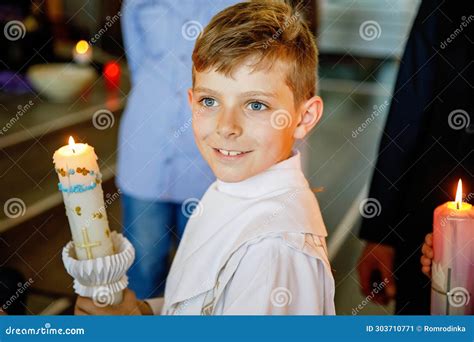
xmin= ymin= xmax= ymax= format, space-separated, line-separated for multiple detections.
xmin=75 ymin=0 xmax=335 ymax=315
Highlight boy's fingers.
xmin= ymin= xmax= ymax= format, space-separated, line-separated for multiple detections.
xmin=422 ymin=266 xmax=431 ymax=277
xmin=425 ymin=233 xmax=433 ymax=246
xmin=420 ymin=255 xmax=431 ymax=266
xmin=74 ymin=307 xmax=87 ymax=315
xmin=421 ymin=243 xmax=433 ymax=259
xmin=76 ymin=296 xmax=108 ymax=315
xmin=123 ymin=288 xmax=136 ymax=303
xmin=74 ymin=302 xmax=89 ymax=316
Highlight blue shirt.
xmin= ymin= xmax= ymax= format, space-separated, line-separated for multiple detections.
xmin=117 ymin=0 xmax=239 ymax=202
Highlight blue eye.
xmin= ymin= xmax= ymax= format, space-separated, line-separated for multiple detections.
xmin=247 ymin=102 xmax=268 ymax=111
xmin=200 ymin=98 xmax=217 ymax=107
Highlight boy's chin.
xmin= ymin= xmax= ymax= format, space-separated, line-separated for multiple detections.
xmin=215 ymin=172 xmax=248 ymax=183
xmin=213 ymin=166 xmax=257 ymax=183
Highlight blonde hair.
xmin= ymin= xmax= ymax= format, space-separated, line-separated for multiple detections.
xmin=192 ymin=0 xmax=318 ymax=108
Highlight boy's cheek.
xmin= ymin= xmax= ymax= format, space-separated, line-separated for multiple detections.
xmin=193 ymin=118 xmax=215 ymax=139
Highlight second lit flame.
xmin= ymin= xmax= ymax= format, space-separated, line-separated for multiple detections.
xmin=455 ymin=179 xmax=463 ymax=210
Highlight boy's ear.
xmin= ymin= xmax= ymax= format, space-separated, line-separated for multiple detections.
xmin=187 ymin=88 xmax=193 ymax=109
xmin=293 ymin=96 xmax=323 ymax=140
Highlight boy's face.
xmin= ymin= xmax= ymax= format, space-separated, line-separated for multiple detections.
xmin=188 ymin=59 xmax=323 ymax=183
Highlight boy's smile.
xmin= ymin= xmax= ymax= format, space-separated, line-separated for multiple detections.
xmin=188 ymin=59 xmax=323 ymax=183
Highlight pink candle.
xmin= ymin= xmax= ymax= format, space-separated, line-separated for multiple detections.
xmin=431 ymin=179 xmax=474 ymax=315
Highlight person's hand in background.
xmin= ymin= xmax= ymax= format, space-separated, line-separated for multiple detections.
xmin=74 ymin=288 xmax=152 ymax=315
xmin=357 ymin=243 xmax=397 ymax=305
xmin=420 ymin=233 xmax=433 ymax=278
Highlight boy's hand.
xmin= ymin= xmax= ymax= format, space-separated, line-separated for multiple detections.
xmin=420 ymin=233 xmax=433 ymax=278
xmin=75 ymin=288 xmax=151 ymax=315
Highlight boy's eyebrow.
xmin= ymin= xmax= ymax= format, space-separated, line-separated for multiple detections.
xmin=194 ymin=87 xmax=277 ymax=98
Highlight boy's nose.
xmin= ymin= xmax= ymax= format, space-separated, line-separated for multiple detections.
xmin=216 ymin=111 xmax=242 ymax=139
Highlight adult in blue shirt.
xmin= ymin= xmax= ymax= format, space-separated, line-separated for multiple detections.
xmin=117 ymin=0 xmax=239 ymax=299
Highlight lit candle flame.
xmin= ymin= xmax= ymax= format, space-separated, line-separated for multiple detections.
xmin=455 ymin=179 xmax=463 ymax=210
xmin=75 ymin=40 xmax=89 ymax=55
xmin=68 ymin=136 xmax=76 ymax=153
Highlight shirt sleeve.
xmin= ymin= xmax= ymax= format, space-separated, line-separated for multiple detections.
xmin=220 ymin=235 xmax=335 ymax=315
xmin=144 ymin=297 xmax=164 ymax=315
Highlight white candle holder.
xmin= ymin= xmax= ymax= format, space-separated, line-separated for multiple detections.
xmin=62 ymin=231 xmax=135 ymax=306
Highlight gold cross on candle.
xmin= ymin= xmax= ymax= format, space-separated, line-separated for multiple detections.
xmin=77 ymin=228 xmax=101 ymax=259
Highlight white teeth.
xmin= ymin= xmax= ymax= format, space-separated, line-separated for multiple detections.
xmin=218 ymin=149 xmax=244 ymax=156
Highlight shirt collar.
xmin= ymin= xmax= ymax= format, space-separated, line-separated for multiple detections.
xmin=214 ymin=149 xmax=308 ymax=199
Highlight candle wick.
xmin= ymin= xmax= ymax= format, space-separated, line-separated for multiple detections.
xmin=456 ymin=202 xmax=460 ymax=210
xmin=72 ymin=148 xmax=76 ymax=153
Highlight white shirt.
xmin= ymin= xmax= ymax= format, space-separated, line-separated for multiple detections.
xmin=145 ymin=150 xmax=335 ymax=315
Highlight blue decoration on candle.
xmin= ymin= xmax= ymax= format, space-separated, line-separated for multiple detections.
xmin=68 ymin=168 xmax=75 ymax=175
xmin=90 ymin=170 xmax=95 ymax=175
xmin=58 ymin=181 xmax=98 ymax=193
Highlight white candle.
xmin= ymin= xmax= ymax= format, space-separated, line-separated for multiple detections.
xmin=73 ymin=40 xmax=92 ymax=65
xmin=53 ymin=136 xmax=114 ymax=260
